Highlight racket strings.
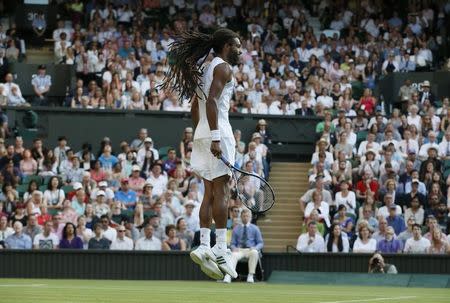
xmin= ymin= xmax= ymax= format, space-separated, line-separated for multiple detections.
xmin=235 ymin=173 xmax=275 ymax=212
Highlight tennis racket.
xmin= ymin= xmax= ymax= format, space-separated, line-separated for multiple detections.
xmin=221 ymin=156 xmax=275 ymax=213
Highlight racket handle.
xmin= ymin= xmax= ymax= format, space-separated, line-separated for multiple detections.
xmin=220 ymin=156 xmax=231 ymax=167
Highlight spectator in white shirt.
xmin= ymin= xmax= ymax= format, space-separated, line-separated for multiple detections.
xmin=146 ymin=163 xmax=168 ymax=197
xmin=403 ymin=223 xmax=431 ymax=253
xmin=353 ymin=225 xmax=377 ymax=253
xmin=296 ymin=221 xmax=326 ymax=252
xmin=135 ymin=224 xmax=162 ymax=251
xmin=110 ymin=226 xmax=134 ymax=250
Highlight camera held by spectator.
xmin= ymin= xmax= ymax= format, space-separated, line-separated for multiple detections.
xmin=368 ymin=253 xmax=397 ymax=274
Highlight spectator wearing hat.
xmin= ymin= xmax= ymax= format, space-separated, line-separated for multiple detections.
xmin=418 ymin=80 xmax=435 ymax=106
xmin=128 ymin=165 xmax=146 ymax=195
xmin=31 ymin=64 xmax=51 ymax=106
xmin=136 ymin=137 xmax=159 ymax=167
xmin=93 ymin=190 xmax=110 ymax=218
xmin=90 ymin=181 xmax=114 ymax=204
xmin=70 ymin=183 xmax=86 ymax=216
xmin=180 ymin=200 xmax=200 ymax=233
xmin=139 ymin=182 xmax=155 ymax=210
xmin=115 ymin=178 xmax=137 ymax=210
xmin=252 ymin=132 xmax=269 ymax=178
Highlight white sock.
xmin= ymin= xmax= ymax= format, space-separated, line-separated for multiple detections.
xmin=248 ymin=273 xmax=254 ymax=278
xmin=200 ymin=228 xmax=211 ymax=247
xmin=215 ymin=228 xmax=227 ymax=251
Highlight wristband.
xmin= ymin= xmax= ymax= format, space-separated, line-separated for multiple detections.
xmin=211 ymin=130 xmax=221 ymax=141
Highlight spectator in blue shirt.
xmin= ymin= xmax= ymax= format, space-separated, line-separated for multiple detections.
xmin=376 ymin=226 xmax=403 ymax=253
xmin=163 ymin=148 xmax=178 ymax=173
xmin=98 ymin=145 xmax=118 ymax=171
xmin=115 ymin=178 xmax=137 ymax=210
xmin=386 ymin=205 xmax=406 ymax=235
xmin=223 ymin=209 xmax=264 ymax=284
xmin=4 ymin=221 xmax=32 ymax=249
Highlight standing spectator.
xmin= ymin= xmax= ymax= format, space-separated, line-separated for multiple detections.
xmin=59 ymin=222 xmax=83 ymax=249
xmin=88 ymin=223 xmax=111 ymax=250
xmin=31 ymin=65 xmax=51 ymax=106
xmin=223 ymin=209 xmax=264 ymax=283
xmin=33 ymin=220 xmax=59 ymax=249
xmin=404 ymin=223 xmax=431 ymax=253
xmin=135 ymin=223 xmax=162 ymax=251
xmin=4 ymin=221 xmax=32 ymax=249
xmin=110 ymin=225 xmax=134 ymax=250
xmin=130 ymin=128 xmax=148 ymax=151
xmin=296 ymin=221 xmax=325 ymax=252
xmin=31 ymin=11 xmax=46 ymax=47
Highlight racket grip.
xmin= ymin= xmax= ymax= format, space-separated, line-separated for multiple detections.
xmin=220 ymin=156 xmax=231 ymax=167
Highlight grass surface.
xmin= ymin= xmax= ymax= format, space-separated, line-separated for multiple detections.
xmin=0 ymin=279 xmax=449 ymax=303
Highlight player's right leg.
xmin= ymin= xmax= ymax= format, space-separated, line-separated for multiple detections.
xmin=190 ymin=178 xmax=224 ymax=280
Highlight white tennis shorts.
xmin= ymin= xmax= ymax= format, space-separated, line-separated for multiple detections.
xmin=191 ymin=137 xmax=235 ymax=181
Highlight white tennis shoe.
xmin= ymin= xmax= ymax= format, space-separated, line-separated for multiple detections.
xmin=210 ymin=245 xmax=238 ymax=279
xmin=190 ymin=245 xmax=224 ymax=280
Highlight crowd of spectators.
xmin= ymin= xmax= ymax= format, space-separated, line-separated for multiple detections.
xmin=297 ymin=77 xmax=450 ymax=255
xmin=0 ymin=119 xmax=270 ymax=251
xmin=1 ymin=0 xmax=449 ymax=109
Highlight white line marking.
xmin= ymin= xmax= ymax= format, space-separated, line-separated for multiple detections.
xmin=0 ymin=284 xmax=46 ymax=287
xmin=319 ymin=296 xmax=417 ymax=303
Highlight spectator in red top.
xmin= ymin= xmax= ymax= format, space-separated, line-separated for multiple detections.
xmin=163 ymin=148 xmax=178 ymax=174
xmin=357 ymin=89 xmax=377 ymax=116
xmin=356 ymin=170 xmax=379 ymax=202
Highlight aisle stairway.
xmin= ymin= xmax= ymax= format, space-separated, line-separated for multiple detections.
xmin=258 ymin=162 xmax=311 ymax=252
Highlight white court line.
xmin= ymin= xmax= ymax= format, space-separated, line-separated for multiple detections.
xmin=319 ymin=296 xmax=417 ymax=303
xmin=0 ymin=284 xmax=46 ymax=287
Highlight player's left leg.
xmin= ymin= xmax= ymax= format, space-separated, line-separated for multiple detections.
xmin=209 ymin=174 xmax=238 ymax=278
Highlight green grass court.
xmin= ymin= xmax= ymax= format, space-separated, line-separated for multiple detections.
xmin=1 ymin=279 xmax=449 ymax=303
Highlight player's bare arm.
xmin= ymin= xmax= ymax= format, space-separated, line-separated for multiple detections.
xmin=191 ymin=95 xmax=199 ymax=130
xmin=206 ymin=63 xmax=232 ymax=158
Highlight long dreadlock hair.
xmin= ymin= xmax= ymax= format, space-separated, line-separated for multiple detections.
xmin=160 ymin=28 xmax=239 ymax=100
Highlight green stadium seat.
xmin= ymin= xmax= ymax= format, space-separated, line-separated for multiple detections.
xmin=39 ymin=185 xmax=48 ymax=193
xmin=62 ymin=185 xmax=74 ymax=194
xmin=158 ymin=146 xmax=173 ymax=159
xmin=21 ymin=175 xmax=42 ymax=186
xmin=16 ymin=184 xmax=29 ymax=198
xmin=356 ymin=130 xmax=368 ymax=147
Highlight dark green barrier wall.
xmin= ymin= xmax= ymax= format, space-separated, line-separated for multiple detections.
xmin=0 ymin=251 xmax=448 ymax=280
xmin=6 ymin=107 xmax=321 ymax=160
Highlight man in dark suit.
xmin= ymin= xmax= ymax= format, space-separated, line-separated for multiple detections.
xmin=295 ymin=99 xmax=315 ymax=116
xmin=223 ymin=209 xmax=264 ymax=283
xmin=418 ymin=80 xmax=435 ymax=107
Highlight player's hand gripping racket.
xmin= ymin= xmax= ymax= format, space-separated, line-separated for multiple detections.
xmin=221 ymin=156 xmax=275 ymax=213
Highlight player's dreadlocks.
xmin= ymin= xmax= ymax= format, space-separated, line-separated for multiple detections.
xmin=161 ymin=28 xmax=239 ymax=100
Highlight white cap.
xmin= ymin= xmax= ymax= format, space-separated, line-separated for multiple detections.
xmin=236 ymin=86 xmax=245 ymax=92
xmin=96 ymin=190 xmax=106 ymax=197
xmin=132 ymin=165 xmax=141 ymax=171
xmin=98 ymin=181 xmax=108 ymax=187
xmin=184 ymin=200 xmax=195 ymax=207
xmin=73 ymin=182 xmax=83 ymax=190
xmin=144 ymin=137 xmax=153 ymax=143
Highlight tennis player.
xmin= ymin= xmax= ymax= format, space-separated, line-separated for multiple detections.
xmin=163 ymin=28 xmax=241 ymax=279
